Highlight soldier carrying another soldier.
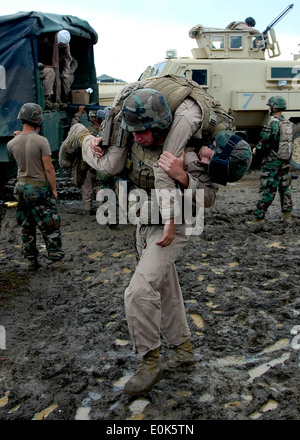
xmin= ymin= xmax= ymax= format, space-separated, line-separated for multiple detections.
xmin=59 ymin=76 xmax=252 ymax=396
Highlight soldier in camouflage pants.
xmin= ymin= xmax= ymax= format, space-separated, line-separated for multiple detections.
xmin=253 ymin=96 xmax=293 ymax=221
xmin=15 ymin=182 xmax=63 ymax=261
xmin=7 ymin=103 xmax=65 ymax=270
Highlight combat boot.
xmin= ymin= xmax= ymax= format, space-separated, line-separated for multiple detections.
xmin=167 ymin=339 xmax=196 ymax=369
xmin=283 ymin=212 xmax=293 ymax=224
xmin=26 ymin=258 xmax=40 ymax=272
xmin=59 ymin=124 xmax=90 ymax=168
xmin=44 ymin=98 xmax=59 ymax=111
xmin=124 ymin=348 xmax=163 ymax=397
xmin=51 ymin=260 xmax=74 ymax=272
xmin=247 ymin=218 xmax=264 ymax=225
xmin=57 ymin=101 xmax=68 ymax=109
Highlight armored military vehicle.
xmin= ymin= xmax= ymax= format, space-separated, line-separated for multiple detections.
xmin=0 ymin=11 xmax=99 ymax=187
xmin=140 ymin=5 xmax=300 ymax=167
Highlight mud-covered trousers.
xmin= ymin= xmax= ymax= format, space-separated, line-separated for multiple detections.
xmin=124 ymin=223 xmax=191 ymax=357
xmin=15 ymin=182 xmax=64 ymax=261
xmin=254 ymin=161 xmax=293 ymax=219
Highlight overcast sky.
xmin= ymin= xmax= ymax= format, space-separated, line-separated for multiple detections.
xmin=1 ymin=0 xmax=299 ymax=81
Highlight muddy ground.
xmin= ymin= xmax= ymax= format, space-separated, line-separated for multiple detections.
xmin=0 ymin=169 xmax=300 ymax=422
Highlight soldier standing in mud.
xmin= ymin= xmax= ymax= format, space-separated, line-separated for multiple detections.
xmin=249 ymin=96 xmax=294 ymax=224
xmin=59 ymin=84 xmax=251 ymax=397
xmin=70 ymin=106 xmax=112 ymax=215
xmin=7 ymin=103 xmax=66 ymax=271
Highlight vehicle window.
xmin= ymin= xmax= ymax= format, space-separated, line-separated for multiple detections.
xmin=230 ymin=35 xmax=243 ymax=49
xmin=271 ymin=67 xmax=298 ymax=79
xmin=148 ymin=61 xmax=167 ymax=78
xmin=189 ymin=70 xmax=207 ymax=86
xmin=251 ymin=35 xmax=265 ymax=50
xmin=211 ymin=36 xmax=224 ymax=50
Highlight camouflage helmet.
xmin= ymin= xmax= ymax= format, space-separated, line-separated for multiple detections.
xmin=267 ymin=95 xmax=287 ymax=112
xmin=18 ymin=103 xmax=43 ymax=126
xmin=121 ymin=88 xmax=172 ymax=132
xmin=208 ymin=130 xmax=252 ymax=185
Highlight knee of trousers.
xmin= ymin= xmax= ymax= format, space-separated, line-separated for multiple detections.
xmin=125 ymin=272 xmax=162 ymax=311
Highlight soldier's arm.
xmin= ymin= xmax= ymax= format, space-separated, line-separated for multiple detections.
xmin=158 ymin=150 xmax=218 ymax=208
xmin=42 ymin=155 xmax=57 ymax=199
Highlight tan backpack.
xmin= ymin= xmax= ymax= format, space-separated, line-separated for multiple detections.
xmin=271 ymin=117 xmax=295 ymax=160
xmin=144 ymin=74 xmax=233 ymax=140
xmin=101 ymin=74 xmax=233 ymax=148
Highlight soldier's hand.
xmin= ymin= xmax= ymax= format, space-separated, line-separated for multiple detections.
xmin=158 ymin=151 xmax=185 ymax=179
xmin=90 ymin=136 xmax=105 ymax=158
xmin=158 ymin=151 xmax=189 ymax=187
xmin=156 ymin=219 xmax=175 ymax=247
xmin=78 ymin=105 xmax=85 ymax=114
xmin=52 ymin=189 xmax=58 ymax=200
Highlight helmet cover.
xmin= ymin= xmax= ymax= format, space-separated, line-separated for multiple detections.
xmin=17 ymin=103 xmax=43 ymax=126
xmin=121 ymin=88 xmax=172 ymax=132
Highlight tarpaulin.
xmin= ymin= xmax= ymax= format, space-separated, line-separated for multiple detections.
xmin=0 ymin=11 xmax=98 ymax=136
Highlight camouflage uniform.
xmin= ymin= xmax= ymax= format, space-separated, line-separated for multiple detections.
xmin=254 ymin=115 xmax=293 ymax=219
xmin=15 ymin=182 xmax=64 ymax=261
xmin=7 ymin=103 xmax=64 ymax=264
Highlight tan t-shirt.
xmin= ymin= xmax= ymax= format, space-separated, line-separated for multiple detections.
xmin=7 ymin=132 xmax=51 ymax=181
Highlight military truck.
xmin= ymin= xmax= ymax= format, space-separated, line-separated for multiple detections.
xmin=139 ymin=6 xmax=300 ymax=167
xmin=0 ymin=11 xmax=99 ymax=188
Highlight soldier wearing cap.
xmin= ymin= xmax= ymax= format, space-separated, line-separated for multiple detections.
xmin=38 ymin=29 xmax=75 ymax=109
xmin=7 ymin=103 xmax=65 ymax=271
xmin=58 ymin=85 xmax=252 ymax=397
xmin=226 ymin=17 xmax=261 ymax=34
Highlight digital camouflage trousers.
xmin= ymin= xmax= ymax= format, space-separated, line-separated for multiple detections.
xmin=254 ymin=163 xmax=293 ymax=219
xmin=15 ymin=183 xmax=64 ymax=261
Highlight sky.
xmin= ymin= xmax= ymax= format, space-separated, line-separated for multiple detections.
xmin=1 ymin=0 xmax=299 ymax=82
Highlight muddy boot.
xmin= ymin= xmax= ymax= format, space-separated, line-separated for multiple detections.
xmin=51 ymin=260 xmax=73 ymax=273
xmin=283 ymin=212 xmax=293 ymax=224
xmin=124 ymin=348 xmax=163 ymax=397
xmin=246 ymin=217 xmax=264 ymax=225
xmin=58 ymin=101 xmax=68 ymax=109
xmin=59 ymin=124 xmax=90 ymax=168
xmin=167 ymin=340 xmax=196 ymax=369
xmin=44 ymin=97 xmax=59 ymax=111
xmin=26 ymin=258 xmax=40 ymax=272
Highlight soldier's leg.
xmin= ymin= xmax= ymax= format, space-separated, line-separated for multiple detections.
xmin=31 ymin=192 xmax=64 ymax=261
xmin=59 ymin=124 xmax=91 ymax=169
xmin=81 ymin=169 xmax=95 ymax=212
xmin=17 ymin=209 xmax=39 ymax=259
xmin=15 ymin=190 xmax=39 ymax=260
xmin=124 ymin=224 xmax=189 ymax=357
xmin=160 ymin=263 xmax=191 ymax=347
xmin=254 ymin=170 xmax=278 ymax=219
xmin=279 ymin=170 xmax=293 ymax=214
